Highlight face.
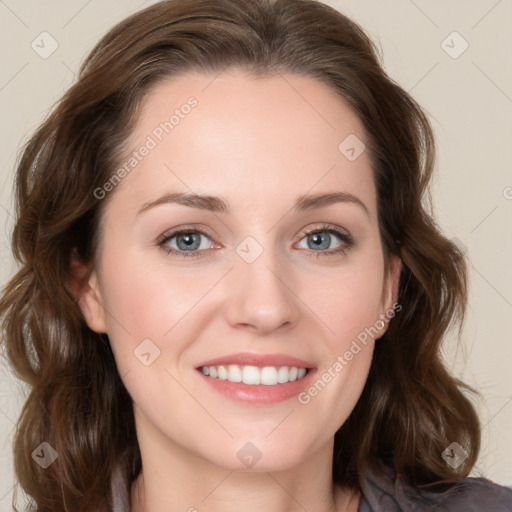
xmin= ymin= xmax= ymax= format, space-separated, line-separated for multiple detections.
xmin=78 ymin=68 xmax=399 ymax=473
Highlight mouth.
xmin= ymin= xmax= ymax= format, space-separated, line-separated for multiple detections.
xmin=195 ymin=353 xmax=316 ymax=404
xmin=199 ymin=364 xmax=309 ymax=385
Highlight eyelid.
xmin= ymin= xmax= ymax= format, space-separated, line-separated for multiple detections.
xmin=294 ymin=223 xmax=354 ymax=257
xmin=157 ymin=222 xmax=354 ymax=258
xmin=296 ymin=223 xmax=351 ymax=241
xmin=156 ymin=224 xmax=215 ymax=244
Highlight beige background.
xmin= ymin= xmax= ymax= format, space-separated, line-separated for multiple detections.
xmin=0 ymin=0 xmax=511 ymax=509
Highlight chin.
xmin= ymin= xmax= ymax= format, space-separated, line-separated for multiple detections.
xmin=195 ymin=434 xmax=318 ymax=473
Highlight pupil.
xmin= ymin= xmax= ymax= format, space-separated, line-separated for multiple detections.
xmin=311 ymin=232 xmax=329 ymax=250
xmin=179 ymin=233 xmax=199 ymax=250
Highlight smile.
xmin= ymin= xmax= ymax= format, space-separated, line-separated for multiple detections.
xmin=201 ymin=364 xmax=308 ymax=385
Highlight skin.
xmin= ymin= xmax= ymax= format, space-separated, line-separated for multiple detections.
xmin=76 ymin=68 xmax=400 ymax=512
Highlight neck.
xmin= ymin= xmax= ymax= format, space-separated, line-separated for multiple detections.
xmin=130 ymin=411 xmax=359 ymax=512
xmin=131 ymin=471 xmax=357 ymax=512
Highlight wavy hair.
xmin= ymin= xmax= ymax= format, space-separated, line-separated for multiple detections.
xmin=0 ymin=0 xmax=480 ymax=510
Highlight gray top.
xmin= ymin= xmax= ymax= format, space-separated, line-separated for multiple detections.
xmin=358 ymin=462 xmax=512 ymax=511
xmin=112 ymin=462 xmax=512 ymax=511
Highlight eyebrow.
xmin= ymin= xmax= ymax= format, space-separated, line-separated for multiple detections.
xmin=136 ymin=191 xmax=369 ymax=217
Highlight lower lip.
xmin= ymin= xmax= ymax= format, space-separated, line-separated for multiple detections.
xmin=198 ymin=369 xmax=317 ymax=405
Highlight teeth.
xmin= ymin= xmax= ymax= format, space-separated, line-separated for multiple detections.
xmin=217 ymin=365 xmax=228 ymax=380
xmin=228 ymin=364 xmax=242 ymax=383
xmin=261 ymin=366 xmax=278 ymax=385
xmin=243 ymin=365 xmax=260 ymax=385
xmin=201 ymin=365 xmax=308 ymax=385
xmin=277 ymin=366 xmax=289 ymax=383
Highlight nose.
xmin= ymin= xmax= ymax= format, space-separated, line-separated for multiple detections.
xmin=224 ymin=246 xmax=301 ymax=336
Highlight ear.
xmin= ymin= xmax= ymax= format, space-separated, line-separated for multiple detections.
xmin=376 ymin=254 xmax=401 ymax=338
xmin=382 ymin=254 xmax=401 ymax=311
xmin=69 ymin=250 xmax=108 ymax=334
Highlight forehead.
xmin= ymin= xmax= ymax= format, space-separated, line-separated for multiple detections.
xmin=131 ymin=69 xmax=366 ymax=151
xmin=111 ymin=69 xmax=375 ymax=218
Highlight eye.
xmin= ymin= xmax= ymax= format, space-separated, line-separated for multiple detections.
xmin=296 ymin=224 xmax=354 ymax=258
xmin=157 ymin=227 xmax=215 ymax=258
xmin=157 ymin=223 xmax=354 ymax=259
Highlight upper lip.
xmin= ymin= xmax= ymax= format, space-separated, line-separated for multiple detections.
xmin=196 ymin=352 xmax=315 ymax=369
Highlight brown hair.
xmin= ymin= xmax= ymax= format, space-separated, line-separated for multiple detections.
xmin=0 ymin=0 xmax=480 ymax=510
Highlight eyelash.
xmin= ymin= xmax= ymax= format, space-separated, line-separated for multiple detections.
xmin=157 ymin=223 xmax=354 ymax=259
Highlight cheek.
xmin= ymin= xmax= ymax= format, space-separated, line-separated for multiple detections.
xmin=298 ymin=271 xmax=380 ymax=428
xmin=99 ymin=250 xmax=210 ymax=339
xmin=307 ymin=261 xmax=386 ymax=346
xmin=97 ymin=248 xmax=227 ymax=384
xmin=100 ymin=237 xmax=386 ymax=351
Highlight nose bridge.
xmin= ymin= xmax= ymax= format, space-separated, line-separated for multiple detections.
xmin=224 ymin=234 xmax=300 ymax=334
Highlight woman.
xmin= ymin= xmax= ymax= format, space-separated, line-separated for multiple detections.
xmin=1 ymin=0 xmax=511 ymax=511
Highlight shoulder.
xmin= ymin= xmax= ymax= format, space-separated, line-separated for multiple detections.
xmin=357 ymin=461 xmax=512 ymax=512
xmin=436 ymin=477 xmax=512 ymax=511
